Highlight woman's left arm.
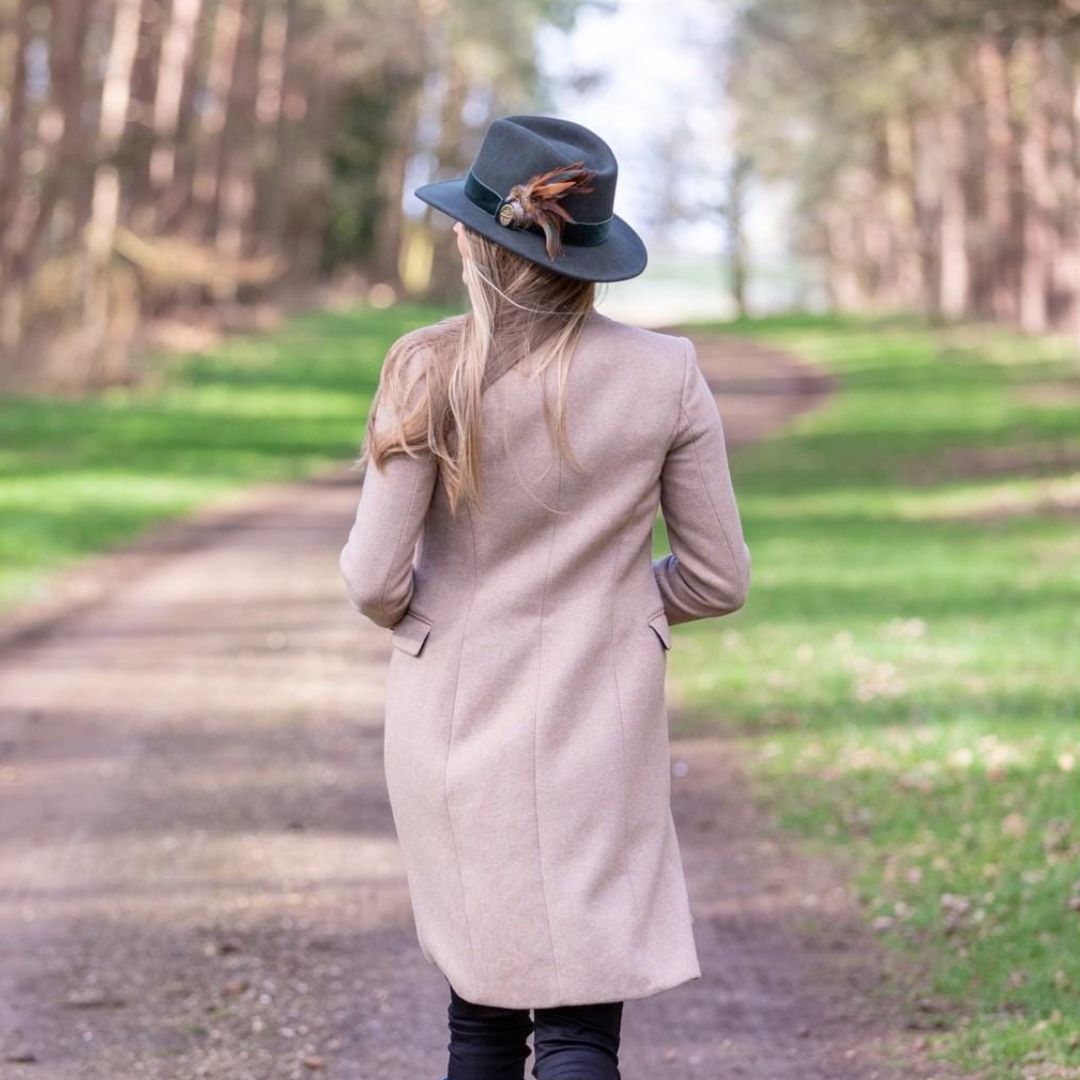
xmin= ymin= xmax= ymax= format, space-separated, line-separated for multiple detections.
xmin=339 ymin=350 xmax=438 ymax=629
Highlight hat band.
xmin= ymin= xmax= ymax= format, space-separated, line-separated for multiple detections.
xmin=464 ymin=170 xmax=611 ymax=248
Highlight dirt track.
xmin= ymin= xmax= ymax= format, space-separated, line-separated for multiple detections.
xmin=0 ymin=332 xmax=966 ymax=1079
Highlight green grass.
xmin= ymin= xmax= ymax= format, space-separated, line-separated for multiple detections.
xmin=659 ymin=311 xmax=1080 ymax=1078
xmin=0 ymin=303 xmax=450 ymax=612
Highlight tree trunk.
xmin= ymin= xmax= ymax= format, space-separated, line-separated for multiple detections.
xmin=249 ymin=0 xmax=288 ymax=250
xmin=906 ymin=104 xmax=937 ymax=317
xmin=1045 ymin=39 xmax=1075 ymax=331
xmin=156 ymin=0 xmax=210 ymax=231
xmin=370 ymin=82 xmax=422 ymax=287
xmin=190 ymin=0 xmax=244 ymax=236
xmin=884 ymin=111 xmax=922 ymax=310
xmin=126 ymin=0 xmax=165 ymax=220
xmin=938 ymin=107 xmax=971 ymax=319
xmin=83 ymin=0 xmax=144 ymax=379
xmin=725 ymin=153 xmax=751 ymax=318
xmin=214 ymin=0 xmax=261 ymax=274
xmin=975 ymin=34 xmax=1018 ymax=322
xmin=255 ymin=0 xmax=299 ymax=254
xmin=1018 ymin=36 xmax=1053 ymax=333
xmin=823 ymin=197 xmax=862 ymax=311
xmin=2 ymin=0 xmax=94 ymax=321
xmin=148 ymin=0 xmax=204 ymax=214
xmin=1072 ymin=54 xmax=1080 ymax=345
xmin=424 ymin=59 xmax=470 ymax=298
xmin=0 ymin=0 xmax=34 ymax=349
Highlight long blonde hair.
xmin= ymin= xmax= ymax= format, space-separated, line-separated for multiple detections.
xmin=361 ymin=225 xmax=599 ymax=515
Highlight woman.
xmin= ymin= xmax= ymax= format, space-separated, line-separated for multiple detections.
xmin=339 ymin=115 xmax=750 ymax=1080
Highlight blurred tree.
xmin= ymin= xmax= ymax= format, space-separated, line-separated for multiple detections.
xmin=723 ymin=153 xmax=752 ymax=319
xmin=83 ymin=0 xmax=145 ymax=379
xmin=728 ymin=0 xmax=1080 ymax=337
xmin=0 ymin=0 xmax=40 ymax=347
xmin=0 ymin=0 xmax=590 ymax=387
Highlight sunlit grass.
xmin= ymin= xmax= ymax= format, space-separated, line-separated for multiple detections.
xmin=656 ymin=312 xmax=1080 ymax=1078
xmin=0 ymin=303 xmax=450 ymax=611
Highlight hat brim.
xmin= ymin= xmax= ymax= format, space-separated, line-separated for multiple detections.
xmin=413 ymin=177 xmax=647 ymax=283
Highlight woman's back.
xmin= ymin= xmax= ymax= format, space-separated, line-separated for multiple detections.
xmin=340 ymin=308 xmax=749 ymax=1008
xmin=414 ymin=309 xmax=692 ymax=624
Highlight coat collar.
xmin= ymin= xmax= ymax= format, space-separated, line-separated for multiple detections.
xmin=480 ymin=308 xmax=607 ymax=392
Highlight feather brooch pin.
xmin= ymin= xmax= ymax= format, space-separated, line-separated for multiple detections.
xmin=496 ymin=161 xmax=598 ymax=260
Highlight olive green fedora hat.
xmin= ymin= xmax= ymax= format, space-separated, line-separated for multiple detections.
xmin=413 ymin=114 xmax=647 ymax=283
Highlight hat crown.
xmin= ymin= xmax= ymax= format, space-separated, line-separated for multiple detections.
xmin=469 ymin=115 xmax=617 ymax=224
xmin=411 ymin=112 xmax=646 ymax=282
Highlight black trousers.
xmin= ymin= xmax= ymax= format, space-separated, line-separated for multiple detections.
xmin=445 ymin=981 xmax=624 ymax=1080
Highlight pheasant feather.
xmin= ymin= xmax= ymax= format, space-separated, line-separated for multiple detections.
xmin=497 ymin=161 xmax=598 ymax=260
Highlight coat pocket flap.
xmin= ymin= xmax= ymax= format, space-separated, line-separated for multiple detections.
xmin=391 ymin=612 xmax=432 ymax=656
xmin=647 ymin=610 xmax=672 ymax=650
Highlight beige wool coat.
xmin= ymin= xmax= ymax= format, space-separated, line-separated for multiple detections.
xmin=339 ymin=308 xmax=750 ymax=1009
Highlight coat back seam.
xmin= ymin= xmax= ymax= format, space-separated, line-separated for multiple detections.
xmin=608 ymin=527 xmax=642 ymax=935
xmin=443 ymin=500 xmax=479 ymax=978
xmin=530 ymin=455 xmax=564 ymax=1004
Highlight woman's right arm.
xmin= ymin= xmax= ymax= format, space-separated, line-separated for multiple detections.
xmin=652 ymin=336 xmax=751 ymax=626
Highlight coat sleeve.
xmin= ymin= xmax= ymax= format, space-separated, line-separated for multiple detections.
xmin=338 ymin=354 xmax=439 ymax=630
xmin=652 ymin=336 xmax=751 ymax=626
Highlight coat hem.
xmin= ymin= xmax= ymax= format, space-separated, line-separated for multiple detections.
xmin=423 ymin=952 xmax=703 ymax=1011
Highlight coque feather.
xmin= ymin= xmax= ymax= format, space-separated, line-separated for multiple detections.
xmin=500 ymin=161 xmax=597 ymax=260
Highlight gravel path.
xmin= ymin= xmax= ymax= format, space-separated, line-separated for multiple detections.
xmin=0 ymin=331 xmax=965 ymax=1079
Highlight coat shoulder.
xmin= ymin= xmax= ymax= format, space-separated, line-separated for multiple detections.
xmin=392 ymin=315 xmax=465 ymax=356
xmin=589 ymin=313 xmax=689 ymax=377
xmin=382 ymin=315 xmax=464 ymax=381
xmin=593 ymin=312 xmax=685 ymax=353
xmin=368 ymin=319 xmax=461 ymax=436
